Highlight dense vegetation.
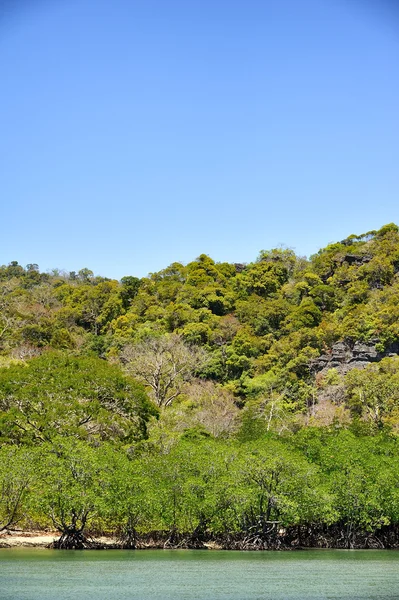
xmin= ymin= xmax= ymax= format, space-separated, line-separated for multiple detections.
xmin=1 ymin=223 xmax=399 ymax=549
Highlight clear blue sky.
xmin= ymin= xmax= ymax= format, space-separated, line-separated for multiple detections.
xmin=1 ymin=0 xmax=398 ymax=279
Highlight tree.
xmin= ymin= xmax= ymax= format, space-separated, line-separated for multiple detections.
xmin=0 ymin=279 xmax=24 ymax=349
xmin=120 ymin=276 xmax=141 ymax=310
xmin=147 ymin=380 xmax=239 ymax=441
xmin=233 ymin=440 xmax=334 ymax=545
xmin=319 ymin=432 xmax=399 ymax=548
xmin=37 ymin=439 xmax=108 ymax=548
xmin=55 ymin=280 xmax=122 ymax=336
xmin=344 ymin=359 xmax=399 ymax=429
xmin=0 ymin=446 xmax=38 ymax=532
xmin=141 ymin=439 xmax=230 ymax=544
xmin=102 ymin=449 xmax=152 ymax=548
xmin=122 ymin=334 xmax=208 ymax=407
xmin=78 ymin=268 xmax=94 ymax=282
xmin=0 ymin=352 xmax=157 ymax=445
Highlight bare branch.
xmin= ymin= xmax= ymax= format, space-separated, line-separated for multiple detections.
xmin=122 ymin=334 xmax=208 ymax=407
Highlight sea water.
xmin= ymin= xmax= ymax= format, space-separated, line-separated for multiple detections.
xmin=1 ymin=548 xmax=398 ymax=599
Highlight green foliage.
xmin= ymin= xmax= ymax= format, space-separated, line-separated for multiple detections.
xmin=318 ymin=432 xmax=399 ymax=539
xmin=2 ymin=226 xmax=399 ymax=543
xmin=235 ymin=440 xmax=335 ymax=528
xmin=34 ymin=439 xmax=111 ymax=541
xmin=0 ymin=446 xmax=39 ymax=531
xmin=344 ymin=358 xmax=399 ymax=429
xmin=0 ymin=352 xmax=157 ymax=445
xmin=237 ymin=260 xmax=290 ymax=298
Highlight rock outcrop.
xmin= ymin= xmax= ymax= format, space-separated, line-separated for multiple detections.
xmin=311 ymin=340 xmax=399 ymax=375
xmin=337 ymin=253 xmax=372 ymax=266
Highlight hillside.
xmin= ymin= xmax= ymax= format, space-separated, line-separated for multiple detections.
xmin=1 ymin=223 xmax=399 ymax=549
xmin=2 ymin=222 xmax=399 ymax=431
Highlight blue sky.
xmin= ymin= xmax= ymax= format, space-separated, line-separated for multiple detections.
xmin=1 ymin=0 xmax=398 ymax=279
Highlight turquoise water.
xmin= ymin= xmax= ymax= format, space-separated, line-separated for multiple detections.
xmin=1 ymin=549 xmax=398 ymax=599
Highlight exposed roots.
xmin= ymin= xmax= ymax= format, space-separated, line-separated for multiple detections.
xmin=49 ymin=523 xmax=399 ymax=551
xmin=52 ymin=529 xmax=96 ymax=550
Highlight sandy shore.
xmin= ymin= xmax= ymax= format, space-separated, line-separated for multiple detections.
xmin=0 ymin=531 xmax=223 ymax=550
xmin=0 ymin=530 xmax=57 ymax=548
xmin=0 ymin=530 xmax=118 ymax=549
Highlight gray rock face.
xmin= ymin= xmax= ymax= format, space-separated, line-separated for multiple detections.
xmin=338 ymin=254 xmax=372 ymax=266
xmin=310 ymin=340 xmax=399 ymax=375
xmin=234 ymin=263 xmax=246 ymax=273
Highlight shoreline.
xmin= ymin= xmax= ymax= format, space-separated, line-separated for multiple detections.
xmin=0 ymin=530 xmax=224 ymax=550
xmin=0 ymin=531 xmax=59 ymax=548
xmin=1 ymin=530 xmax=399 ymax=551
xmin=0 ymin=531 xmax=118 ymax=549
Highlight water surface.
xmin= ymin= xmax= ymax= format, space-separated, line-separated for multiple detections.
xmin=1 ymin=549 xmax=398 ymax=599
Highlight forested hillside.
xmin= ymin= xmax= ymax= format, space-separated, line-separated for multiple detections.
xmin=1 ymin=223 xmax=399 ymax=549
